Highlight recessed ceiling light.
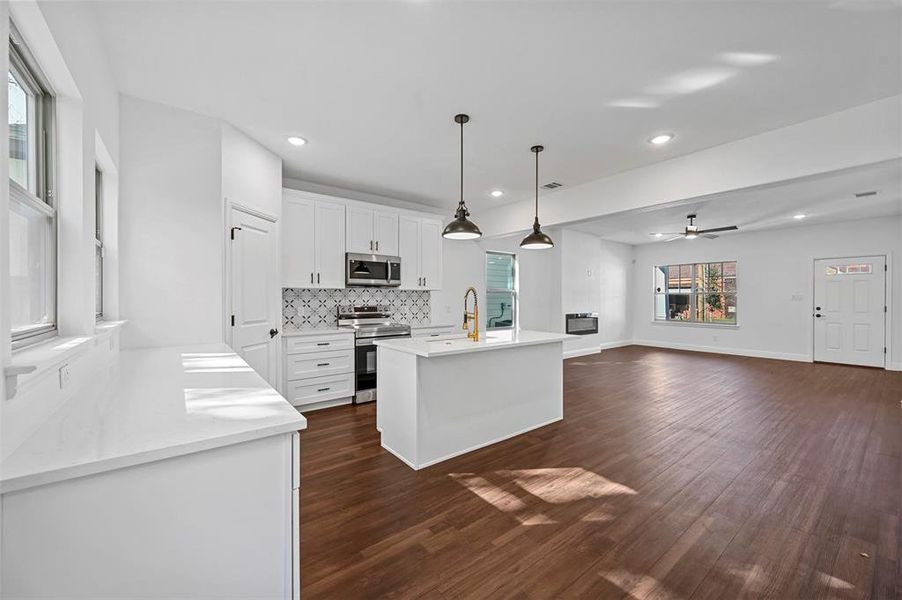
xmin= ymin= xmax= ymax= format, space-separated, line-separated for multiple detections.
xmin=490 ymin=190 xmax=504 ymax=198
xmin=287 ymin=136 xmax=307 ymax=147
xmin=648 ymin=133 xmax=674 ymax=145
xmin=653 ymin=233 xmax=664 ymax=238
xmin=793 ymin=214 xmax=806 ymax=220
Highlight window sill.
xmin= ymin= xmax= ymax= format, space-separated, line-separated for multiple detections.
xmin=651 ymin=320 xmax=739 ymax=330
xmin=6 ymin=320 xmax=127 ymax=400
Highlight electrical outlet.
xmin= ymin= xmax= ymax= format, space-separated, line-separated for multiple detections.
xmin=59 ymin=364 xmax=72 ymax=389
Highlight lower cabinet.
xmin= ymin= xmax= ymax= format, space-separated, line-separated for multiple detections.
xmin=283 ymin=331 xmax=355 ymax=409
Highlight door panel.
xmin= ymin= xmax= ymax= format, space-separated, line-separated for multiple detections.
xmin=314 ymin=201 xmax=346 ymax=288
xmin=398 ymin=215 xmax=421 ymax=290
xmin=231 ymin=208 xmax=279 ymax=385
xmin=374 ymin=210 xmax=399 ymax=255
xmin=281 ymin=196 xmax=315 ymax=287
xmin=814 ymin=256 xmax=885 ymax=367
xmin=419 ymin=218 xmax=442 ymax=290
xmin=346 ymin=206 xmax=374 ymax=254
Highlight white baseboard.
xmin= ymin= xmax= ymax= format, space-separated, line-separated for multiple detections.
xmin=599 ymin=340 xmax=633 ymax=351
xmin=563 ymin=340 xmax=633 ymax=359
xmin=888 ymin=361 xmax=902 ymax=372
xmin=631 ymin=339 xmax=811 ymax=363
xmin=563 ymin=347 xmax=600 ymax=359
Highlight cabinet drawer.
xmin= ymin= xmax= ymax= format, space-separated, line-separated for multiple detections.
xmin=285 ymin=333 xmax=353 ymax=354
xmin=286 ymin=348 xmax=353 ymax=381
xmin=285 ymin=373 xmax=354 ymax=407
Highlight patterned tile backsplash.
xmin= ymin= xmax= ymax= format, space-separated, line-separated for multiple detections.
xmin=283 ymin=288 xmax=432 ymax=330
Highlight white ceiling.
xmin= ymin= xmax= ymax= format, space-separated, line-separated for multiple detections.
xmin=568 ymin=159 xmax=902 ymax=244
xmin=90 ymin=1 xmax=902 ymax=211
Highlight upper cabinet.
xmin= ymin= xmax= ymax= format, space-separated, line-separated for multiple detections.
xmin=346 ymin=206 xmax=399 ymax=255
xmin=282 ymin=190 xmax=346 ymax=288
xmin=398 ymin=215 xmax=443 ymax=290
xmin=282 ymin=188 xmax=442 ymax=291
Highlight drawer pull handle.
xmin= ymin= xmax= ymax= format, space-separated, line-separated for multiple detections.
xmin=317 ymin=362 xmax=330 ymax=367
xmin=317 ymin=387 xmax=330 ymax=392
xmin=316 ymin=342 xmax=330 ymax=346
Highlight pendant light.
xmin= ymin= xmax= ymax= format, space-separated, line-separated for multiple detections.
xmin=520 ymin=145 xmax=554 ymax=249
xmin=442 ymin=114 xmax=483 ymax=240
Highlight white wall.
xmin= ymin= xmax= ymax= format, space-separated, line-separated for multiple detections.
xmin=119 ymin=99 xmax=284 ymax=349
xmin=559 ymin=230 xmax=633 ymax=355
xmin=631 ymin=216 xmax=902 ymax=367
xmin=119 ymin=96 xmax=223 ymax=348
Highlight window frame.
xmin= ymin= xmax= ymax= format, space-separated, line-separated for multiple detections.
xmin=653 ymin=261 xmax=738 ymax=326
xmin=9 ymin=21 xmax=58 ymax=349
xmin=485 ymin=250 xmax=518 ymax=331
xmin=95 ymin=166 xmax=103 ymax=320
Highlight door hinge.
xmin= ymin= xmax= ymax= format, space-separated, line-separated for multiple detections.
xmin=231 ymin=314 xmax=235 ymax=326
xmin=230 ymin=226 xmax=242 ymax=240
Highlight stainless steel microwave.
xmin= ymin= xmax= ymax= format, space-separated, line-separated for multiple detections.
xmin=346 ymin=253 xmax=402 ymax=287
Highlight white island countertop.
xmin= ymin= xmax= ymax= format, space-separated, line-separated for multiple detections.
xmin=0 ymin=344 xmax=306 ymax=494
xmin=374 ymin=329 xmax=572 ymax=357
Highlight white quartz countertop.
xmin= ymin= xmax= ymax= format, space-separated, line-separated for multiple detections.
xmin=0 ymin=344 xmax=307 ymax=494
xmin=374 ymin=330 xmax=572 ymax=357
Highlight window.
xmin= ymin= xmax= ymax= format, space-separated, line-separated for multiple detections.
xmin=486 ymin=251 xmax=517 ymax=330
xmin=95 ymin=166 xmax=103 ymax=319
xmin=654 ymin=261 xmax=737 ymax=325
xmin=9 ymin=24 xmax=56 ymax=346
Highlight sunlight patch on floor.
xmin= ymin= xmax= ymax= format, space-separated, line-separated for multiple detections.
xmin=499 ymin=467 xmax=637 ymax=504
xmin=814 ymin=571 xmax=855 ymax=590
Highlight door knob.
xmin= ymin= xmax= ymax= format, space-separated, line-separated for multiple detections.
xmin=814 ymin=314 xmax=822 ymax=318
xmin=815 ymin=306 xmax=821 ymax=310
xmin=269 ymin=328 xmax=279 ymax=338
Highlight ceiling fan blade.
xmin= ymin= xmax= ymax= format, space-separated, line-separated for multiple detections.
xmin=700 ymin=233 xmax=719 ymax=239
xmin=697 ymin=225 xmax=738 ymax=234
xmin=663 ymin=235 xmax=684 ymax=242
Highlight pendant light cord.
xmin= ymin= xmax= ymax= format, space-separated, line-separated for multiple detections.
xmin=459 ymin=119 xmax=465 ymax=211
xmin=534 ymin=148 xmax=539 ymax=223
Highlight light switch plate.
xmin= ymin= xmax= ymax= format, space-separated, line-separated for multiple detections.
xmin=791 ymin=293 xmax=804 ymax=302
xmin=59 ymin=364 xmax=71 ymax=389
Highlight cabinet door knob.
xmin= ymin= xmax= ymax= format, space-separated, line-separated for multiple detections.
xmin=376 ymin=240 xmax=379 ymax=251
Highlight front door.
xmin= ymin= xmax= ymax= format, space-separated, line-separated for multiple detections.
xmin=813 ymin=256 xmax=886 ymax=368
xmin=229 ymin=207 xmax=279 ymax=385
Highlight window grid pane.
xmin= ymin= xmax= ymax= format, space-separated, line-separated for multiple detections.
xmin=486 ymin=252 xmax=517 ymax=330
xmin=654 ymin=261 xmax=737 ymax=325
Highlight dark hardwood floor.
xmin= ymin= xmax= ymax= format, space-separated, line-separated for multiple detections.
xmin=299 ymin=345 xmax=901 ymax=599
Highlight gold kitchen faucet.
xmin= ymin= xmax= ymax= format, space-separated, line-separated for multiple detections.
xmin=463 ymin=287 xmax=479 ymax=342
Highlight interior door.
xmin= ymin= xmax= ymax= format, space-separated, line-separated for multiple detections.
xmin=398 ymin=215 xmax=421 ymax=289
xmin=230 ymin=207 xmax=279 ymax=385
xmin=314 ymin=200 xmax=346 ymax=288
xmin=419 ymin=218 xmax=443 ymax=290
xmin=346 ymin=206 xmax=374 ymax=254
xmin=373 ymin=210 xmax=399 ymax=255
xmin=281 ymin=194 xmax=315 ymax=287
xmin=813 ymin=256 xmax=886 ymax=368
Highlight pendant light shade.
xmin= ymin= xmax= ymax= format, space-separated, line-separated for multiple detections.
xmin=520 ymin=145 xmax=554 ymax=249
xmin=443 ymin=114 xmax=482 ymax=240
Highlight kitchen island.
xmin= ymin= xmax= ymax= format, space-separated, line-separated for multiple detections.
xmin=374 ymin=330 xmax=571 ymax=469
xmin=1 ymin=344 xmax=306 ymax=599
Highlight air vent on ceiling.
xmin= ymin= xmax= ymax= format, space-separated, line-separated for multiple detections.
xmin=854 ymin=190 xmax=878 ymax=198
xmin=542 ymin=182 xmax=563 ymax=190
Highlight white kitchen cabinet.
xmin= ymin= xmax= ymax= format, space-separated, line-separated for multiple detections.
xmin=398 ymin=215 xmax=421 ymax=289
xmin=398 ymin=216 xmax=443 ymax=291
xmin=282 ymin=190 xmax=345 ymax=288
xmin=419 ymin=218 xmax=443 ymax=290
xmin=314 ymin=201 xmax=346 ymax=288
xmin=374 ymin=209 xmax=399 ymax=255
xmin=346 ymin=205 xmax=399 ymax=255
xmin=283 ymin=331 xmax=356 ymax=410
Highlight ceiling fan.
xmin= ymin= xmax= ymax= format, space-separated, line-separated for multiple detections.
xmin=654 ymin=214 xmax=738 ymax=241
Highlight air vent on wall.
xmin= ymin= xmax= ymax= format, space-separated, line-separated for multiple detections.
xmin=855 ymin=190 xmax=878 ymax=198
xmin=542 ymin=181 xmax=563 ymax=190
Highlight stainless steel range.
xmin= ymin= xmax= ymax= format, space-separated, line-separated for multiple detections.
xmin=337 ymin=305 xmax=411 ymax=404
